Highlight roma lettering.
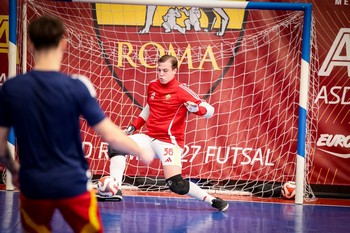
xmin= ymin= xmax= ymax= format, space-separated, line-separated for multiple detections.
xmin=115 ymin=42 xmax=220 ymax=70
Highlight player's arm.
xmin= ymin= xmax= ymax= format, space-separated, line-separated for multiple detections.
xmin=92 ymin=118 xmax=150 ymax=161
xmin=0 ymin=88 xmax=20 ymax=187
xmin=74 ymin=75 xmax=152 ymax=163
xmin=180 ymin=84 xmax=214 ymax=118
xmin=184 ymin=100 xmax=214 ymax=118
xmin=0 ymin=127 xmax=20 ymax=187
xmin=125 ymin=104 xmax=150 ymax=135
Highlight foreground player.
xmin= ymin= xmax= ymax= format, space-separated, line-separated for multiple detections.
xmin=103 ymin=55 xmax=229 ymax=212
xmin=0 ymin=16 xmax=150 ymax=233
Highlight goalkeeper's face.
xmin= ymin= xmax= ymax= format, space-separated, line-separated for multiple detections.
xmin=157 ymin=61 xmax=177 ymax=84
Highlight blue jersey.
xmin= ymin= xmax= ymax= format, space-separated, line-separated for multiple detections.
xmin=0 ymin=70 xmax=106 ymax=199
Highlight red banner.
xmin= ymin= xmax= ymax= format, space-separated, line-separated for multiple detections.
xmin=299 ymin=0 xmax=350 ymax=185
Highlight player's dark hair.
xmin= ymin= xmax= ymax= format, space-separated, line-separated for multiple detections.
xmin=158 ymin=55 xmax=178 ymax=70
xmin=28 ymin=15 xmax=65 ymax=50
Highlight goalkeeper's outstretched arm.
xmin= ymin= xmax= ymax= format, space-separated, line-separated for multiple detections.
xmin=125 ymin=104 xmax=150 ymax=134
xmin=184 ymin=101 xmax=215 ymax=118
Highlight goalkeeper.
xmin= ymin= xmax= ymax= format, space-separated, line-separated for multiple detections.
xmin=104 ymin=55 xmax=229 ymax=212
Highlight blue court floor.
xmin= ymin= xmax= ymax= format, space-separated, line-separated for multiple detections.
xmin=1 ymin=190 xmax=350 ymax=233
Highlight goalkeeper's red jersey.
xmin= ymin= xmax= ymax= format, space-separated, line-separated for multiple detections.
xmin=132 ymin=78 xmax=210 ymax=148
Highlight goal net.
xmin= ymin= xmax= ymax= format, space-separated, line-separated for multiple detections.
xmin=14 ymin=0 xmax=319 ymax=200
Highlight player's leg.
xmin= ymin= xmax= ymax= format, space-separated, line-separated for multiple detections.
xmin=105 ymin=147 xmax=126 ymax=201
xmin=109 ymin=148 xmax=126 ymax=188
xmin=164 ymin=166 xmax=229 ymax=212
xmin=154 ymin=140 xmax=229 ymax=211
xmin=58 ymin=190 xmax=103 ymax=233
xmin=106 ymin=134 xmax=156 ymax=201
xmin=20 ymin=193 xmax=56 ymax=233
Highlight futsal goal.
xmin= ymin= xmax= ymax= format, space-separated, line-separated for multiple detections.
xmin=8 ymin=0 xmax=319 ymax=204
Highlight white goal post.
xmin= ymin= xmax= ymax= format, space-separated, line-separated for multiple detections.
xmin=8 ymin=0 xmax=318 ymax=204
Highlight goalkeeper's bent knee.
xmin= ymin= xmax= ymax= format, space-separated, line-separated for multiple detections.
xmin=166 ymin=174 xmax=189 ymax=195
xmin=108 ymin=145 xmax=127 ymax=158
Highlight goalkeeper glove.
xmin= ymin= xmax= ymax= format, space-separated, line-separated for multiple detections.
xmin=124 ymin=125 xmax=136 ymax=135
xmin=184 ymin=101 xmax=199 ymax=113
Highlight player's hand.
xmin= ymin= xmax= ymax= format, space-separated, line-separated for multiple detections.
xmin=184 ymin=101 xmax=199 ymax=113
xmin=124 ymin=125 xmax=136 ymax=135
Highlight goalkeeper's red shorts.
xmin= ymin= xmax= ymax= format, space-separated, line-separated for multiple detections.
xmin=20 ymin=190 xmax=103 ymax=233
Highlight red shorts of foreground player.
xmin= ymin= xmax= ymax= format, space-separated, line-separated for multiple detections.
xmin=20 ymin=190 xmax=103 ymax=233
